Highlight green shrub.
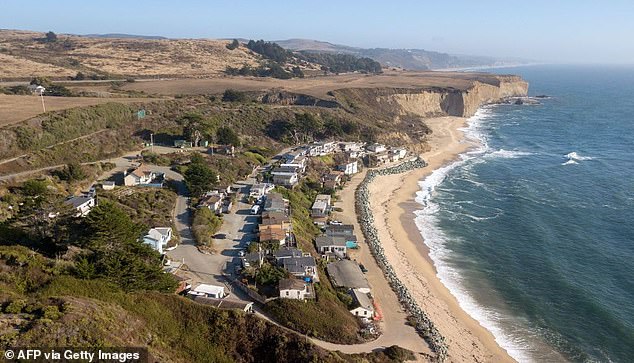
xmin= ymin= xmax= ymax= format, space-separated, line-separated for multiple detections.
xmin=4 ymin=299 xmax=27 ymax=314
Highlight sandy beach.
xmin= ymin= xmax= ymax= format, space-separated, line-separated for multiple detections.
xmin=364 ymin=116 xmax=516 ymax=362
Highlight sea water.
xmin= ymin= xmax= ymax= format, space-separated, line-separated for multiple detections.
xmin=414 ymin=65 xmax=634 ymax=362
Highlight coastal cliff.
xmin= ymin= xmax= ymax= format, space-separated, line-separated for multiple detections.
xmin=332 ymin=75 xmax=528 ymax=118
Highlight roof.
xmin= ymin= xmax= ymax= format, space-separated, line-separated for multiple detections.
xmin=279 ymin=278 xmax=307 ymax=291
xmin=271 ymin=166 xmax=299 ymax=174
xmin=325 ymin=224 xmax=355 ymax=236
xmin=351 ymin=289 xmax=373 ymax=310
xmin=261 ymin=211 xmax=290 ymax=225
xmin=326 ymin=260 xmax=369 ymax=290
xmin=150 ymin=227 xmax=171 ymax=237
xmin=192 ymin=284 xmax=225 ymax=296
xmin=259 ymin=225 xmax=287 ymax=242
xmin=131 ymin=164 xmax=152 ymax=178
xmin=311 ymin=200 xmax=329 ymax=212
xmin=200 ymin=194 xmax=222 ymax=205
xmin=282 ymin=256 xmax=316 ymax=274
xmin=315 ymin=236 xmax=347 ymax=249
xmin=273 ymin=248 xmax=303 ymax=260
xmin=64 ymin=195 xmax=94 ymax=208
xmin=264 ymin=193 xmax=286 ymax=212
xmin=102 ymin=181 xmax=115 ymax=186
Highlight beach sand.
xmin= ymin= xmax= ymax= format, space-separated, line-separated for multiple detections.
xmin=365 ymin=116 xmax=516 ymax=362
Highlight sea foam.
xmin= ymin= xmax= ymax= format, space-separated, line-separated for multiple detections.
xmin=413 ymin=107 xmax=535 ymax=362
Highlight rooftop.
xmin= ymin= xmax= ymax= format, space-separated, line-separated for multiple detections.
xmin=64 ymin=195 xmax=94 ymax=208
xmin=315 ymin=235 xmax=347 ymax=249
xmin=326 ymin=260 xmax=369 ymax=290
xmin=279 ymin=278 xmax=307 ymax=291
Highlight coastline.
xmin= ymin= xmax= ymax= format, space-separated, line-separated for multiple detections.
xmin=364 ymin=116 xmax=516 ymax=362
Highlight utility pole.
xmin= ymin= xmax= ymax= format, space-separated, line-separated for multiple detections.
xmin=150 ymin=133 xmax=154 ymax=153
xmin=39 ymin=90 xmax=46 ymax=112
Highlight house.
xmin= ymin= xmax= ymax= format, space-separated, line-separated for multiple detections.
xmin=124 ymin=164 xmax=165 ymax=187
xmin=311 ymin=194 xmax=332 ymax=218
xmin=339 ymin=142 xmax=364 ymax=152
xmin=221 ymin=199 xmax=233 ymax=214
xmin=282 ymin=149 xmax=306 ymax=164
xmin=337 ymin=159 xmax=359 ymax=175
xmin=279 ymin=278 xmax=312 ymax=300
xmin=263 ymin=193 xmax=288 ymax=213
xmin=325 ymin=224 xmax=358 ymax=248
xmin=249 ymin=183 xmax=274 ymax=199
xmin=188 ymin=284 xmax=226 ymax=299
xmin=322 ymin=171 xmax=343 ymax=190
xmin=143 ymin=227 xmax=172 ymax=254
xmin=242 ymin=251 xmax=264 ymax=268
xmin=258 ymin=224 xmax=287 ymax=245
xmin=280 ymin=155 xmax=307 ymax=172
xmin=307 ymin=141 xmax=336 ymax=156
xmin=390 ymin=147 xmax=407 ymax=160
xmin=281 ymin=256 xmax=319 ymax=282
xmin=273 ymin=248 xmax=304 ymax=263
xmin=326 ymin=260 xmax=370 ymax=293
xmin=101 ymin=181 xmax=116 ymax=190
xmin=199 ymin=193 xmax=223 ymax=214
xmin=272 ymin=173 xmax=298 ymax=187
xmin=192 ymin=296 xmax=253 ymax=313
xmin=315 ymin=236 xmax=347 ymax=259
xmin=271 ymin=165 xmax=300 ymax=176
xmin=366 ymin=143 xmax=386 ymax=153
xmin=28 ymin=84 xmax=46 ymax=95
xmin=261 ymin=211 xmax=291 ymax=230
xmin=64 ymin=195 xmax=96 ymax=217
xmin=349 ymin=289 xmax=374 ymax=318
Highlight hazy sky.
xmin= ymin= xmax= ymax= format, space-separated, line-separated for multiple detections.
xmin=2 ymin=0 xmax=634 ymax=63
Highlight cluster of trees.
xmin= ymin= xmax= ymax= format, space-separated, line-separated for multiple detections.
xmin=216 ymin=126 xmax=240 ymax=146
xmin=225 ymin=63 xmax=303 ymax=79
xmin=299 ymin=52 xmax=382 ymax=74
xmin=53 ymin=163 xmax=87 ymax=182
xmin=221 ymin=89 xmax=247 ymax=102
xmin=191 ymin=207 xmax=222 ymax=249
xmin=246 ymin=40 xmax=292 ymax=63
xmin=266 ymin=113 xmax=360 ymax=144
xmin=184 ymin=153 xmax=218 ymax=198
xmin=225 ymin=39 xmax=239 ymax=50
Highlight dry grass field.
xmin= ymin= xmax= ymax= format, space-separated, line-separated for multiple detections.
xmin=0 ymin=94 xmax=161 ymax=126
xmin=117 ymin=70 xmax=503 ymax=98
xmin=0 ymin=29 xmax=259 ymax=79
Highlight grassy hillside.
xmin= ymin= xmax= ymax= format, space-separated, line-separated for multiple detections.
xmin=0 ymin=246 xmax=415 ymax=362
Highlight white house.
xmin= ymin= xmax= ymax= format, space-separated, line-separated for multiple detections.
xmin=143 ymin=227 xmax=172 ymax=254
xmin=102 ymin=181 xmax=116 ymax=190
xmin=64 ymin=195 xmax=96 ymax=217
xmin=249 ymin=183 xmax=275 ymax=199
xmin=188 ymin=284 xmax=226 ymax=299
xmin=315 ymin=236 xmax=347 ymax=259
xmin=339 ymin=142 xmax=364 ymax=152
xmin=280 ymin=156 xmax=307 ymax=172
xmin=28 ymin=84 xmax=46 ymax=95
xmin=349 ymin=289 xmax=374 ymax=318
xmin=199 ymin=193 xmax=224 ymax=214
xmin=337 ymin=160 xmax=359 ymax=175
xmin=366 ymin=143 xmax=386 ymax=153
xmin=272 ymin=173 xmax=299 ymax=187
xmin=124 ymin=164 xmax=164 ymax=187
xmin=311 ymin=194 xmax=332 ymax=218
xmin=279 ymin=278 xmax=311 ymax=300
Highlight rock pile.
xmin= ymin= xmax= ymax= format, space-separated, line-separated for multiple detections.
xmin=355 ymin=157 xmax=449 ymax=362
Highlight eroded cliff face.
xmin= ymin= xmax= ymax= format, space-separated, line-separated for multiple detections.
xmin=332 ymin=75 xmax=528 ymax=118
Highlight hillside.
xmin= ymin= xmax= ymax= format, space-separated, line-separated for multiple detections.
xmin=0 ymin=30 xmax=260 ymax=80
xmin=274 ymin=38 xmax=525 ymax=70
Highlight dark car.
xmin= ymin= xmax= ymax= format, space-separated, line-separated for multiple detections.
xmin=359 ymin=264 xmax=368 ymax=273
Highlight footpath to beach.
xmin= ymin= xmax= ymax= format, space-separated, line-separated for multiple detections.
xmin=339 ymin=116 xmax=516 ymax=363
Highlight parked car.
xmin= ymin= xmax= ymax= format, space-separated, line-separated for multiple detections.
xmin=238 ymin=250 xmax=245 ymax=257
xmin=329 ymin=220 xmax=343 ymax=226
xmin=359 ymin=264 xmax=368 ymax=273
xmin=251 ymin=205 xmax=261 ymax=214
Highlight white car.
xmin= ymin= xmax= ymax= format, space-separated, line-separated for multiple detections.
xmin=238 ymin=250 xmax=246 ymax=257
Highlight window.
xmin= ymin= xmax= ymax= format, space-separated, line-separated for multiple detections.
xmin=285 ymin=291 xmax=289 ymax=296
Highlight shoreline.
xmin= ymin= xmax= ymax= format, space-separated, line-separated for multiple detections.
xmin=365 ymin=116 xmax=516 ymax=362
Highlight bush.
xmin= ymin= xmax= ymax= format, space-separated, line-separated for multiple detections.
xmin=222 ymin=89 xmax=247 ymax=102
xmin=216 ymin=126 xmax=240 ymax=146
xmin=53 ymin=163 xmax=87 ymax=182
xmin=226 ymin=39 xmax=239 ymax=50
xmin=192 ymin=208 xmax=222 ymax=248
xmin=42 ymin=305 xmax=63 ymax=320
xmin=4 ymin=299 xmax=27 ymax=314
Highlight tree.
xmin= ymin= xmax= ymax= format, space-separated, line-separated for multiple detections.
xmin=184 ymin=155 xmax=218 ymax=198
xmin=54 ymin=163 xmax=87 ymax=182
xmin=222 ymin=89 xmax=247 ymax=102
xmin=45 ymin=31 xmax=57 ymax=43
xmin=30 ymin=76 xmax=51 ymax=87
xmin=216 ymin=126 xmax=240 ymax=146
xmin=226 ymin=39 xmax=239 ymax=50
xmin=81 ymin=201 xmax=176 ymax=292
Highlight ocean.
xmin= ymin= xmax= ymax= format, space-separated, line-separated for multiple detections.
xmin=414 ymin=65 xmax=634 ymax=362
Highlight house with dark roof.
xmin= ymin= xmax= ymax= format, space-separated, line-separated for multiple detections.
xmin=281 ymin=256 xmax=319 ymax=282
xmin=315 ymin=235 xmax=347 ymax=259
xmin=278 ymin=278 xmax=313 ymax=300
xmin=349 ymin=288 xmax=374 ymax=318
xmin=64 ymin=195 xmax=96 ymax=217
